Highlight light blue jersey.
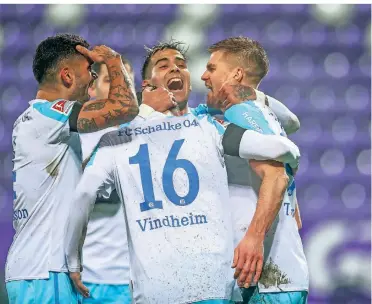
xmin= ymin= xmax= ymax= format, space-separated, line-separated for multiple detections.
xmin=6 ymin=99 xmax=82 ymax=304
xmin=193 ymin=91 xmax=308 ymax=296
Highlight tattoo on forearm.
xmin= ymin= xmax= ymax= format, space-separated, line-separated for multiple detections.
xmin=102 ymin=50 xmax=117 ymax=61
xmin=77 ymin=58 xmax=138 ymax=132
xmin=102 ymin=111 xmax=115 ymax=124
xmin=109 ymin=69 xmax=121 ymax=81
xmin=77 ymin=118 xmax=99 ymax=133
xmin=82 ymin=102 xmax=106 ymax=111
xmin=110 ymin=85 xmax=134 ymax=100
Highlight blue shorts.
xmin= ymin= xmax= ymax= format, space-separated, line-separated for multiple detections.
xmin=6 ymin=272 xmax=80 ymax=304
xmin=82 ymin=282 xmax=131 ymax=304
xmin=240 ymin=287 xmax=308 ymax=304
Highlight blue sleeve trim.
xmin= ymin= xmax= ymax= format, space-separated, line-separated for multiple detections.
xmin=33 ymin=100 xmax=71 ymax=123
xmin=224 ymin=102 xmax=274 ymax=135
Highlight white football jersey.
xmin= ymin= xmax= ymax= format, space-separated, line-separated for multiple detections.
xmin=224 ymin=92 xmax=309 ymax=293
xmin=80 ymin=127 xmax=130 ymax=285
xmin=73 ymin=113 xmax=239 ymax=303
xmin=6 ymin=99 xmax=82 ymax=282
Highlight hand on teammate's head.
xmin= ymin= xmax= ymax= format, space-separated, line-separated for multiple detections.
xmin=76 ymin=45 xmax=120 ymax=64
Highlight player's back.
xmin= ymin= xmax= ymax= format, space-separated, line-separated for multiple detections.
xmin=95 ymin=113 xmax=236 ymax=303
xmin=6 ymin=99 xmax=82 ymax=282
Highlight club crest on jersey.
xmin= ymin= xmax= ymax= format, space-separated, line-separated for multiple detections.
xmin=51 ymin=100 xmax=73 ymax=115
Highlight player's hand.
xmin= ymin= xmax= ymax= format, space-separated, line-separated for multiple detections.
xmin=142 ymin=85 xmax=180 ymax=115
xmin=70 ymin=272 xmax=90 ymax=298
xmin=207 ymin=72 xmax=256 ymax=112
xmin=76 ymin=45 xmax=120 ymax=63
xmin=232 ymin=230 xmax=264 ymax=288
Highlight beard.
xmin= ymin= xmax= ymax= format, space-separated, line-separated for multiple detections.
xmin=71 ymin=83 xmax=90 ymax=103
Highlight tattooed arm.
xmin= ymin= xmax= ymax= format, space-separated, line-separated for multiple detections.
xmin=75 ymin=45 xmax=139 ymax=133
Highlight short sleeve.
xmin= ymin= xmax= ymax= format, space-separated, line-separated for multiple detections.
xmin=32 ymin=99 xmax=76 ymax=144
xmin=224 ymin=102 xmax=275 ymax=135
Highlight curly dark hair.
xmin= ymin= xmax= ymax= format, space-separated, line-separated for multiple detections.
xmin=32 ymin=33 xmax=90 ymax=85
xmin=141 ymin=39 xmax=188 ymax=80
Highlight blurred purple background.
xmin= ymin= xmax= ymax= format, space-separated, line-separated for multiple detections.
xmin=0 ymin=4 xmax=370 ymax=303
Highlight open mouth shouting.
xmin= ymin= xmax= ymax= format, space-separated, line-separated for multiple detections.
xmin=167 ymin=77 xmax=184 ymax=92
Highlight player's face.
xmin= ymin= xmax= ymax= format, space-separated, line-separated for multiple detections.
xmin=90 ymin=63 xmax=134 ymax=100
xmin=144 ymin=49 xmax=191 ymax=105
xmin=71 ymin=57 xmax=96 ymax=103
xmin=94 ymin=64 xmax=110 ymax=100
xmin=201 ymin=50 xmax=234 ymax=101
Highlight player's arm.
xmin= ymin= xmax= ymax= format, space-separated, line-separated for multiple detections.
xmin=222 ymin=124 xmax=300 ymax=169
xmin=231 ymin=159 xmax=288 ymax=287
xmin=69 ymin=45 xmax=139 ymax=133
xmin=65 ymin=145 xmax=115 ymax=297
xmin=223 ymin=102 xmax=300 ymax=168
xmin=220 ymin=103 xmax=299 ymax=287
xmin=266 ymin=95 xmax=300 ymax=135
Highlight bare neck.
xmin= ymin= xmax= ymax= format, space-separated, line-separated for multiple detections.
xmin=35 ymin=85 xmax=70 ymax=102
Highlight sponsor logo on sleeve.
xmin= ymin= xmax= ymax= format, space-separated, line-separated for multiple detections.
xmin=51 ymin=100 xmax=74 ymax=115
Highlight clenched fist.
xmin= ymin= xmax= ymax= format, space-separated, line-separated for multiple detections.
xmin=142 ymin=86 xmax=180 ymax=115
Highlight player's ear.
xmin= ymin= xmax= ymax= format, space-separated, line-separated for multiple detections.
xmin=60 ymin=67 xmax=73 ymax=88
xmin=233 ymin=67 xmax=244 ymax=83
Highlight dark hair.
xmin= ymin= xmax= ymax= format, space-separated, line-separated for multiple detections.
xmin=32 ymin=33 xmax=90 ymax=85
xmin=208 ymin=36 xmax=269 ymax=83
xmin=92 ymin=57 xmax=133 ymax=75
xmin=141 ymin=40 xmax=188 ymax=80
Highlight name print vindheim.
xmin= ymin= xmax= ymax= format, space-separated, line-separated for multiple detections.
xmin=136 ymin=213 xmax=208 ymax=232
xmin=118 ymin=118 xmax=200 ymax=137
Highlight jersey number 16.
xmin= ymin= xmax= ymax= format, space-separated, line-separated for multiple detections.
xmin=129 ymin=139 xmax=200 ymax=212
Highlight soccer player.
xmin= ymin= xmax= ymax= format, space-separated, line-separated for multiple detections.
xmin=79 ymin=57 xmax=177 ymax=304
xmin=139 ymin=41 xmax=303 ymax=231
xmin=66 ymin=40 xmax=301 ymax=303
xmin=79 ymin=58 xmax=134 ymax=304
xmin=5 ymin=34 xmax=138 ymax=304
xmin=66 ymin=114 xmax=300 ymax=304
xmin=201 ymin=37 xmax=308 ymax=303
